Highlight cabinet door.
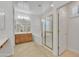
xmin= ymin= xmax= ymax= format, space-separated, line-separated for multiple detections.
xmin=15 ymin=33 xmax=32 ymax=44
xmin=15 ymin=34 xmax=22 ymax=44
xmin=28 ymin=33 xmax=32 ymax=41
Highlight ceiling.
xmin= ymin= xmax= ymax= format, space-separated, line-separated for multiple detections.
xmin=14 ymin=1 xmax=70 ymax=26
xmin=14 ymin=1 xmax=53 ymax=15
xmin=14 ymin=1 xmax=70 ymax=15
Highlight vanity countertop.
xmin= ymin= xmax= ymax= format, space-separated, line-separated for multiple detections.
xmin=15 ymin=32 xmax=32 ymax=34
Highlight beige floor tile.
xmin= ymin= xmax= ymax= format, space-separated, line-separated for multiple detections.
xmin=11 ymin=42 xmax=79 ymax=57
xmin=61 ymin=50 xmax=79 ymax=57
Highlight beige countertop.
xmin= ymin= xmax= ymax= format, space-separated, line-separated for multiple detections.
xmin=15 ymin=32 xmax=32 ymax=34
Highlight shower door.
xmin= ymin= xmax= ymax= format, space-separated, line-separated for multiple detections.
xmin=42 ymin=15 xmax=53 ymax=50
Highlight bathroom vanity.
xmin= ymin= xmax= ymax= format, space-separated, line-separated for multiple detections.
xmin=15 ymin=32 xmax=32 ymax=44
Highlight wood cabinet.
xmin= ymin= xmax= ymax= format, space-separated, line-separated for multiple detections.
xmin=15 ymin=33 xmax=32 ymax=44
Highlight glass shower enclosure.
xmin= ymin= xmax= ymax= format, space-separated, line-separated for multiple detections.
xmin=41 ymin=15 xmax=53 ymax=50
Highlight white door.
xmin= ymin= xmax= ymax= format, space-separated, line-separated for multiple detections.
xmin=59 ymin=7 xmax=68 ymax=55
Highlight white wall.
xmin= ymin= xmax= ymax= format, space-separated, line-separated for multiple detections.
xmin=30 ymin=15 xmax=42 ymax=45
xmin=67 ymin=2 xmax=79 ymax=52
xmin=52 ymin=8 xmax=59 ymax=56
xmin=0 ymin=2 xmax=14 ymax=56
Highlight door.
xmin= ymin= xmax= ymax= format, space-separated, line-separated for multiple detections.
xmin=59 ymin=6 xmax=68 ymax=55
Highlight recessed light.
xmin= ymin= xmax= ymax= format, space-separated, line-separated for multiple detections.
xmin=50 ymin=4 xmax=54 ymax=7
xmin=38 ymin=4 xmax=42 ymax=7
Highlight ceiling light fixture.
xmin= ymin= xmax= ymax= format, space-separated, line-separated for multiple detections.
xmin=18 ymin=15 xmax=30 ymax=20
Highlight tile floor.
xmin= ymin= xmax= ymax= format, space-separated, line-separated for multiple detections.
xmin=12 ymin=42 xmax=53 ymax=57
xmin=12 ymin=42 xmax=79 ymax=57
xmin=61 ymin=50 xmax=79 ymax=57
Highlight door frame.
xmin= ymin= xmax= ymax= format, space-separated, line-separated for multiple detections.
xmin=12 ymin=2 xmax=16 ymax=47
xmin=41 ymin=17 xmax=46 ymax=46
xmin=57 ymin=2 xmax=71 ymax=56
